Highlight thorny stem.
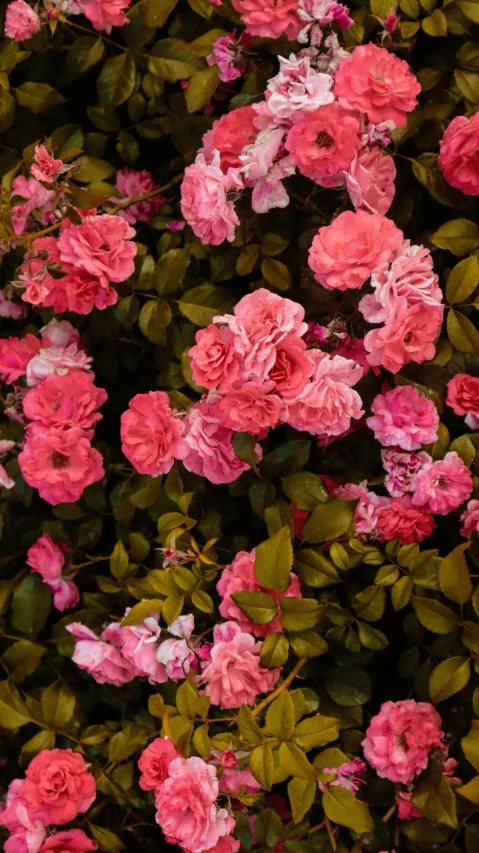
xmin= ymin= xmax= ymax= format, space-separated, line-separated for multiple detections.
xmin=252 ymin=657 xmax=307 ymax=717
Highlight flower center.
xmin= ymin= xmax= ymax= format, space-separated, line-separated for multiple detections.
xmin=51 ymin=451 xmax=68 ymax=469
xmin=316 ymin=130 xmax=334 ymax=149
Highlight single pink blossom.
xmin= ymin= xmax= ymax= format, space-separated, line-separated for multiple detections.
xmin=364 ymin=298 xmax=443 ymax=373
xmin=382 ymin=449 xmax=431 ymax=497
xmin=138 ymin=738 xmax=179 ymax=791
xmin=5 ymin=0 xmax=40 ymax=40
xmin=285 ymin=103 xmax=359 ymax=187
xmin=0 ymin=780 xmax=46 ymax=853
xmin=117 ymin=611 xmax=167 ymax=684
xmin=438 ymin=113 xmax=479 ymax=196
xmin=219 ymin=768 xmax=262 ymax=797
xmin=367 ymin=386 xmax=439 ymax=451
xmin=376 ymin=495 xmax=435 ymax=544
xmin=31 ymin=146 xmax=63 ymax=183
xmin=37 ymin=830 xmax=97 ymax=853
xmin=201 ymin=107 xmax=258 ymax=173
xmin=120 ymin=391 xmax=188 ymax=476
xmin=337 ymin=480 xmax=388 ymax=536
xmin=189 ymin=325 xmax=241 ymax=392
xmin=66 ymin=622 xmax=136 ymax=687
xmin=20 ymin=750 xmax=96 ymax=826
xmin=218 ymin=381 xmax=283 ymax=434
xmin=180 ymin=151 xmax=240 ymax=246
xmin=207 ymin=33 xmax=247 ymax=84
xmin=23 ymin=370 xmax=107 ymax=430
xmin=112 ymin=168 xmax=165 ymax=224
xmin=346 ymin=146 xmax=396 ymax=216
xmin=57 ymin=214 xmax=136 ymax=284
xmin=157 ymin=638 xmax=197 ymax=681
xmin=26 ymin=345 xmax=93 ymax=387
xmin=411 ymin=451 xmax=472 ymax=515
xmin=446 ymin=373 xmax=479 ymax=429
xmin=230 ymin=0 xmax=301 ymax=39
xmin=259 ymin=53 xmax=334 ymax=124
xmin=26 ymin=533 xmax=67 ymax=583
xmin=460 ymin=498 xmax=479 ymax=538
xmin=75 ymin=0 xmax=130 ymax=32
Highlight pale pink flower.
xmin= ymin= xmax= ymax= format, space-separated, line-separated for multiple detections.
xmin=382 ymin=449 xmax=431 ymax=497
xmin=285 ymin=103 xmax=359 ymax=187
xmin=411 ymin=451 xmax=472 ymax=515
xmin=337 ymin=480 xmax=388 ymax=536
xmin=20 ymin=749 xmax=96 ymax=826
xmin=250 ymin=155 xmax=295 ymax=214
xmin=26 ymin=346 xmax=92 ymax=387
xmin=58 ymin=214 xmax=136 ymax=285
xmin=117 ymin=611 xmax=167 ymax=684
xmin=40 ymin=318 xmax=79 ymax=348
xmin=460 ymin=498 xmax=479 ymax=538
xmin=180 ymin=151 xmax=240 ymax=246
xmin=198 ymin=621 xmax=280 ymax=709
xmin=0 ymin=463 xmax=15 ymax=490
xmin=364 ymin=298 xmax=443 ymax=374
xmin=76 ymin=0 xmax=130 ymax=31
xmin=438 ymin=113 xmax=479 ymax=196
xmin=202 ymin=107 xmax=258 ymax=173
xmin=334 ymin=43 xmax=421 ymax=128
xmin=18 ymin=426 xmax=104 ymax=505
xmin=308 ymin=210 xmax=403 ymax=291
xmin=189 ymin=325 xmax=241 ymax=392
xmin=0 ymin=334 xmax=40 ymax=384
xmin=31 ymin=146 xmax=63 ymax=183
xmin=157 ymin=638 xmax=197 ymax=681
xmin=154 ymin=756 xmax=234 ymax=853
xmin=112 ymin=168 xmax=165 ymax=225
xmin=297 ymin=0 xmax=353 ymax=43
xmin=260 ymin=53 xmax=334 ymax=124
xmin=207 ymin=33 xmax=247 ymax=84
xmin=217 ymin=548 xmax=302 ymax=638
xmin=138 ymin=738 xmax=179 ymax=791
xmin=395 ymin=791 xmax=421 ymax=821
xmin=4 ymin=0 xmax=40 ymax=40
xmin=0 ymin=780 xmax=46 ymax=853
xmin=66 ymin=622 xmax=136 ymax=687
xmin=367 ymin=386 xmax=439 ymax=451
xmin=318 ymin=758 xmax=366 ymax=793
xmin=376 ymin=495 xmax=435 ymax=544
xmin=446 ymin=373 xmax=479 ymax=429
xmin=11 ymin=176 xmax=55 ymax=235
xmin=362 ymin=699 xmax=444 ymax=784
xmin=120 ymin=391 xmax=188 ymax=477
xmin=314 ymin=32 xmax=349 ymax=74
xmin=23 ymin=370 xmax=107 ymax=430
xmin=285 ymin=350 xmax=364 ymax=437
xmin=182 ymin=394 xmax=260 ymax=484
xmin=230 ymin=0 xmax=301 ymax=39
xmin=0 ymin=286 xmax=26 ymax=320
xmin=219 ymin=768 xmax=262 ymax=797
xmin=346 ymin=146 xmax=396 ymax=216
xmin=26 ymin=533 xmax=67 ymax=583
xmin=218 ymin=381 xmax=283 ymax=434
xmin=48 ymin=578 xmax=80 ymax=611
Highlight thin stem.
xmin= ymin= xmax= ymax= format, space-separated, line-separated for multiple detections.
xmin=324 ymin=817 xmax=337 ymax=851
xmin=252 ymin=658 xmax=307 ymax=717
xmin=64 ymin=19 xmax=127 ymax=50
xmin=107 ymin=174 xmax=183 ymax=215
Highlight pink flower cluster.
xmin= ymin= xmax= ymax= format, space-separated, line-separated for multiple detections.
xmin=0 ymin=749 xmax=96 ymax=853
xmin=207 ymin=31 xmax=250 ymax=83
xmin=317 ymin=758 xmax=366 ymax=793
xmin=111 ymin=167 xmax=165 ymax=224
xmin=26 ymin=533 xmax=79 ymax=611
xmin=4 ymin=0 xmax=131 ymax=39
xmin=181 ymin=42 xmax=420 ymax=244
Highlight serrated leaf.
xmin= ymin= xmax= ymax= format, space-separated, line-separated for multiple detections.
xmin=98 ymin=53 xmax=136 ymax=107
xmin=260 ymin=632 xmax=289 ymax=668
xmin=265 ymin=692 xmax=295 ymax=740
xmin=446 ymin=256 xmax=479 ymax=303
xmin=429 ymin=656 xmax=471 ymax=702
xmin=288 ymin=777 xmax=316 ymax=824
xmin=232 ymin=590 xmax=279 ymax=625
xmin=250 ymin=744 xmax=274 ymax=790
xmin=462 ymin=720 xmax=479 ymax=772
xmin=278 ymin=742 xmax=316 ymax=780
xmin=282 ymin=472 xmax=329 ymax=511
xmin=303 ymin=499 xmax=356 ymax=543
xmin=0 ymin=681 xmax=30 ymax=728
xmin=254 ymin=526 xmax=293 ymax=594
xmin=439 ymin=543 xmax=472 ymax=604
xmin=16 ymin=82 xmax=65 ymax=113
xmin=322 ymin=786 xmax=374 ymax=833
xmin=412 ymin=595 xmax=459 ymax=633
xmin=41 ymin=681 xmax=76 ymax=729
xmin=185 ymin=66 xmax=219 ymax=112
xmin=431 ymin=219 xmax=479 ymax=256
xmin=293 ymin=714 xmax=339 ymax=750
xmin=448 ymin=310 xmax=479 ymax=353
xmin=412 ymin=761 xmax=458 ymax=827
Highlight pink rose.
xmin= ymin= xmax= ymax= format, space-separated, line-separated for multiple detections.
xmin=40 ymin=319 xmax=78 ymax=348
xmin=138 ymin=738 xmax=179 ymax=791
xmin=438 ymin=113 xmax=479 ymax=196
xmin=217 ymin=549 xmax=302 ymax=638
xmin=18 ymin=426 xmax=104 ymax=505
xmin=364 ymin=298 xmax=443 ymax=374
xmin=0 ymin=286 xmax=26 ymax=320
xmin=285 ymin=103 xmax=359 ymax=187
xmin=31 ymin=146 xmax=63 ymax=183
xmin=180 ymin=152 xmax=240 ymax=246
xmin=376 ymin=495 xmax=435 ymax=544
xmin=75 ymin=0 xmax=130 ymax=31
xmin=0 ymin=335 xmax=41 ymax=384
xmin=460 ymin=498 xmax=479 ymax=538
xmin=66 ymin=622 xmax=136 ymax=687
xmin=120 ymin=391 xmax=188 ymax=477
xmin=206 ymin=33 xmax=247 ymax=84
xmin=157 ymin=638 xmax=197 ymax=681
xmin=337 ymin=481 xmax=388 ymax=536
xmin=0 ymin=779 xmax=46 ymax=853
xmin=155 ymin=756 xmax=234 ymax=853
xmin=446 ymin=373 xmax=479 ymax=429
xmin=117 ymin=612 xmax=167 ymax=684
xmin=183 ymin=839 xmax=240 ymax=853
xmin=218 ymin=381 xmax=282 ymax=434
xmin=57 ymin=214 xmax=136 ymax=285
xmin=48 ymin=578 xmax=80 ymax=612
xmin=26 ymin=346 xmax=93 ymax=387
xmin=395 ymin=791 xmax=421 ymax=821
xmin=20 ymin=749 xmax=96 ymax=826
xmin=411 ymin=450 xmax=472 ymax=515
xmin=189 ymin=325 xmax=241 ymax=392
xmin=11 ymin=176 xmax=55 ymax=235
xmin=367 ymin=386 xmax=439 ymax=451
xmin=230 ymin=0 xmax=301 ymax=39
xmin=26 ymin=533 xmax=67 ymax=583
xmin=182 ymin=394 xmax=260 ymax=485
xmin=260 ymin=53 xmax=334 ymax=124
xmin=113 ymin=168 xmax=165 ymax=225
xmin=38 ymin=831 xmax=97 ymax=853
xmin=268 ymin=336 xmax=313 ymax=399
xmin=345 ymin=146 xmax=396 ymax=216
xmin=219 ymin=769 xmax=262 ymax=797
xmin=334 ymin=43 xmax=421 ymax=128
xmin=201 ymin=107 xmax=258 ymax=173
xmin=285 ymin=351 xmax=364 ymax=437
xmin=62 ymin=272 xmax=118 ymax=314
xmin=362 ymin=699 xmax=444 ymax=784
xmin=23 ymin=370 xmax=107 ymax=430
xmin=198 ymin=621 xmax=280 ymax=709
xmin=382 ymin=449 xmax=431 ymax=497
xmin=317 ymin=758 xmax=366 ymax=793
xmin=4 ymin=1 xmax=40 ymax=41
xmin=308 ymin=210 xmax=403 ymax=291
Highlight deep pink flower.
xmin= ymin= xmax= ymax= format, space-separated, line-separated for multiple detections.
xmin=364 ymin=298 xmax=443 ymax=374
xmin=334 ymin=43 xmax=421 ymax=128
xmin=396 ymin=792 xmax=421 ymax=821
xmin=48 ymin=578 xmax=80 ymax=612
xmin=446 ymin=373 xmax=479 ymax=429
xmin=38 ymin=831 xmax=97 ymax=853
xmin=26 ymin=533 xmax=67 ymax=583
xmin=268 ymin=336 xmax=313 ymax=399
xmin=346 ymin=146 xmax=396 ymax=215
xmin=218 ymin=381 xmax=283 ymax=434
xmin=23 ymin=370 xmax=107 ymax=430
xmin=318 ymin=758 xmax=366 ymax=793
xmin=120 ymin=391 xmax=188 ymax=477
xmin=367 ymin=386 xmax=439 ymax=451
xmin=460 ymin=498 xmax=479 ymax=538
xmin=217 ymin=548 xmax=302 ymax=637
xmin=18 ymin=426 xmax=104 ymax=505
xmin=5 ymin=0 xmax=40 ymax=41
xmin=113 ymin=168 xmax=165 ymax=224
xmin=31 ymin=146 xmax=63 ymax=183
xmin=201 ymin=107 xmax=258 ymax=173
xmin=411 ymin=451 xmax=472 ymax=515
xmin=438 ymin=113 xmax=479 ymax=196
xmin=66 ymin=622 xmax=136 ymax=687
xmin=154 ymin=756 xmax=234 ymax=853
xmin=308 ymin=210 xmax=403 ymax=291
xmin=0 ymin=334 xmax=40 ymax=384
xmin=189 ymin=325 xmax=241 ymax=392
xmin=362 ymin=699 xmax=444 ymax=784
xmin=230 ymin=0 xmax=301 ymax=39
xmin=198 ymin=622 xmax=280 ymax=709
xmin=61 ymin=272 xmax=118 ymax=314
xmin=75 ymin=0 xmax=130 ymax=31
xmin=207 ymin=33 xmax=247 ymax=84
xmin=20 ymin=750 xmax=96 ymax=826
xmin=180 ymin=152 xmax=240 ymax=246
xmin=138 ymin=738 xmax=179 ymax=791
xmin=0 ymin=779 xmax=46 ymax=853
xmin=285 ymin=103 xmax=359 ymax=187
xmin=57 ymin=214 xmax=136 ymax=285
xmin=376 ymin=495 xmax=435 ymax=544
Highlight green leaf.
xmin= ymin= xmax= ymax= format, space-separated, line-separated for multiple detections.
xmin=42 ymin=681 xmax=76 ymax=729
xmin=282 ymin=472 xmax=329 ymax=511
xmin=450 ymin=434 xmax=476 ymax=466
xmin=322 ymin=786 xmax=374 ymax=833
xmin=303 ymin=499 xmax=356 ymax=543
xmin=191 ymin=590 xmax=214 ymax=613
xmin=144 ymin=0 xmax=178 ymax=26
xmin=109 ymin=723 xmax=150 ymax=762
xmin=162 ymin=594 xmax=184 ymax=624
xmin=11 ymin=575 xmax=51 ymax=639
xmin=352 ymin=586 xmax=386 ymax=622
xmin=261 ymin=258 xmax=292 ymax=291
xmin=98 ymin=54 xmax=136 ymax=107
xmin=121 ymin=599 xmax=164 ymax=626
xmin=178 ymin=285 xmax=235 ymax=327
xmin=422 ymin=8 xmax=447 ymax=34
xmin=439 ymin=543 xmax=472 ymax=604
xmin=238 ymin=705 xmax=262 ymax=745
xmin=412 ymin=595 xmax=459 ymax=633
xmin=87 ymin=105 xmax=120 ymax=133
xmin=458 ymin=775 xmax=479 ymax=804
xmin=294 ymin=549 xmax=340 ymax=588
xmin=455 ymin=69 xmax=479 ymax=102
xmin=288 ymin=777 xmax=316 ymax=824
xmin=280 ymin=598 xmax=324 ymax=631
xmin=260 ymin=632 xmax=290 ymax=669
xmin=250 ymin=744 xmax=274 ymax=790
xmin=67 ymin=37 xmax=104 ymax=74
xmin=326 ymin=667 xmax=371 ymax=707
xmin=0 ymin=680 xmax=30 ymax=728
xmin=20 ymin=729 xmax=55 ymax=765
xmin=262 ymin=440 xmax=311 ymax=476
xmin=185 ymin=66 xmax=219 ymax=112
xmin=446 ymin=256 xmax=479 ymax=303
xmin=253 ymin=809 xmax=283 ymax=847
xmin=2 ymin=640 xmax=46 ymax=683
xmin=448 ymin=309 xmax=479 ymax=353
xmin=89 ymin=825 xmax=125 ymax=852
xmin=462 ymin=720 xmax=479 ymax=772
xmin=265 ymin=692 xmax=296 ymax=740
xmin=254 ymin=526 xmax=293 ymax=593
xmin=139 ymin=299 xmax=172 ymax=344
xmin=412 ymin=761 xmax=458 ymax=827
xmin=278 ymin=742 xmax=316 ymax=780
xmin=16 ymin=82 xmax=65 ymax=113
xmin=293 ymin=714 xmax=339 ymax=750
xmin=431 ymin=219 xmax=479 ymax=256
xmin=459 ymin=0 xmax=479 ymax=22
xmin=155 ymin=248 xmax=191 ymax=295
xmin=232 ymin=590 xmax=279 ymax=625
xmin=232 ymin=432 xmax=260 ymax=473
xmin=289 ymin=630 xmax=328 ymax=658
xmin=110 ymin=539 xmax=129 ymax=581
xmin=429 ymin=656 xmax=471 ymax=702
xmin=0 ymin=87 xmax=15 ymax=133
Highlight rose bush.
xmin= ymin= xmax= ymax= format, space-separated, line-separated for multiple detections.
xmin=2 ymin=0 xmax=479 ymax=852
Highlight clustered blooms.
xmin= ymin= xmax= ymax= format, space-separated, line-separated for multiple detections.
xmin=0 ymin=319 xmax=106 ymax=505
xmin=0 ymin=749 xmax=97 ymax=853
xmin=5 ymin=0 xmax=131 ymax=39
xmin=180 ymin=37 xmax=420 ymax=245
xmin=26 ymin=533 xmax=79 ymax=610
